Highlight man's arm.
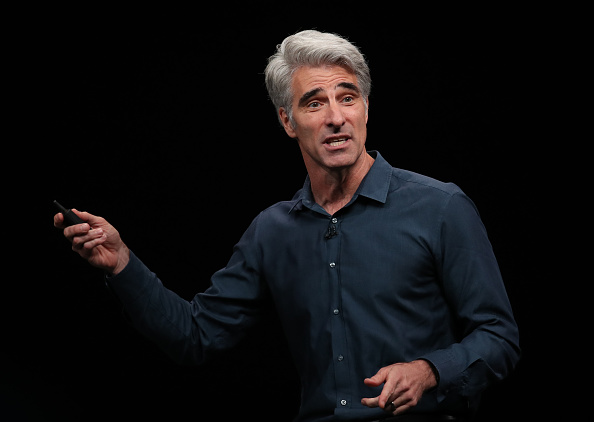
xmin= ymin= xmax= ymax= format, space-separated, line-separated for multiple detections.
xmin=54 ymin=210 xmax=268 ymax=366
xmin=361 ymin=191 xmax=520 ymax=415
xmin=423 ymin=192 xmax=521 ymax=402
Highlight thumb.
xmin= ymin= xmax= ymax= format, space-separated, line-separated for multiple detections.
xmin=71 ymin=209 xmax=100 ymax=225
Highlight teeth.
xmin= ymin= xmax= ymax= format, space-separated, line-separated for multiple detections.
xmin=328 ymin=139 xmax=347 ymax=146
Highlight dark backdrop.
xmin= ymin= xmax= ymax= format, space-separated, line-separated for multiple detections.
xmin=6 ymin=12 xmax=558 ymax=421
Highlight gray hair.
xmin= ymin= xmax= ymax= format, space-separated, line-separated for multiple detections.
xmin=264 ymin=30 xmax=371 ymax=125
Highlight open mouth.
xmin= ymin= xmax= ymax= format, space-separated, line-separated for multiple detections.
xmin=328 ymin=138 xmax=348 ymax=147
xmin=324 ymin=135 xmax=351 ymax=148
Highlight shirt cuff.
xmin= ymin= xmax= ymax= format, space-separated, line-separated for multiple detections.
xmin=418 ymin=348 xmax=467 ymax=403
xmin=104 ymin=250 xmax=155 ymax=305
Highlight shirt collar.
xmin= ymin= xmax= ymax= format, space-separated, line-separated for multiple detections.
xmin=289 ymin=150 xmax=392 ymax=213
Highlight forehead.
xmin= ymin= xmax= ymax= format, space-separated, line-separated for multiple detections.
xmin=291 ymin=65 xmax=359 ymax=95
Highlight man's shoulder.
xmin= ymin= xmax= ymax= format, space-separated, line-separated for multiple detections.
xmin=260 ymin=198 xmax=299 ymax=215
xmin=252 ymin=197 xmax=301 ymax=226
xmin=389 ymin=167 xmax=463 ymax=197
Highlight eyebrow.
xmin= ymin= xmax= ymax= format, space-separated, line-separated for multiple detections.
xmin=297 ymin=82 xmax=361 ymax=107
xmin=337 ymin=82 xmax=360 ymax=93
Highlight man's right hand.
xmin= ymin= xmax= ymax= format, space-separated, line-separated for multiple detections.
xmin=54 ymin=209 xmax=129 ymax=275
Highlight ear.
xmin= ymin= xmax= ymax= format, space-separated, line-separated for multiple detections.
xmin=365 ymin=98 xmax=369 ymax=123
xmin=279 ymin=107 xmax=297 ymax=138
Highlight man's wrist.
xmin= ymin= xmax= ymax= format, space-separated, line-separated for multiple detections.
xmin=415 ymin=359 xmax=440 ymax=389
xmin=111 ymin=245 xmax=130 ymax=276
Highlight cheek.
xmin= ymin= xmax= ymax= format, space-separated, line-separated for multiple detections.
xmin=293 ymin=116 xmax=322 ymax=139
xmin=348 ymin=108 xmax=368 ymax=130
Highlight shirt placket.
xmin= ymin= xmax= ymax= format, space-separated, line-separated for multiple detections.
xmin=325 ymin=214 xmax=351 ymax=409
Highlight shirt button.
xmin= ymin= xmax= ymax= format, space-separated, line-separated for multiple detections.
xmin=340 ymin=399 xmax=347 ymax=406
xmin=329 ymin=262 xmax=336 ymax=268
xmin=338 ymin=354 xmax=344 ymax=361
xmin=333 ymin=309 xmax=340 ymax=315
xmin=331 ymin=217 xmax=338 ymax=223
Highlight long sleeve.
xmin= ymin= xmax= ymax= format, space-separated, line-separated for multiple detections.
xmin=419 ymin=192 xmax=521 ymax=406
xmin=106 ymin=218 xmax=268 ymax=365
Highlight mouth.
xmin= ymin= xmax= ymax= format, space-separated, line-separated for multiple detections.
xmin=324 ymin=134 xmax=351 ymax=149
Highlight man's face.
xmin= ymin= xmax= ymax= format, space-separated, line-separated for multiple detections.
xmin=279 ymin=65 xmax=369 ymax=172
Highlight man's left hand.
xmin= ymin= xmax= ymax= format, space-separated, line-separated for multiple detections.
xmin=361 ymin=360 xmax=437 ymax=415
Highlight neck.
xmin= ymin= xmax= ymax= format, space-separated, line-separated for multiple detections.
xmin=307 ymin=152 xmax=375 ymax=215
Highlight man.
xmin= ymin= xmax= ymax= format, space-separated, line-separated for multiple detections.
xmin=54 ymin=30 xmax=520 ymax=421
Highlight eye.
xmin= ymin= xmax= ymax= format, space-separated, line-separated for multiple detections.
xmin=307 ymin=101 xmax=321 ymax=108
xmin=342 ymin=96 xmax=354 ymax=103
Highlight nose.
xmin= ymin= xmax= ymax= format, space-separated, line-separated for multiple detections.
xmin=325 ymin=101 xmax=346 ymax=129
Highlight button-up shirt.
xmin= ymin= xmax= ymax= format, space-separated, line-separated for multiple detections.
xmin=108 ymin=151 xmax=520 ymax=421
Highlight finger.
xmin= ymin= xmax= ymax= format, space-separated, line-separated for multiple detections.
xmin=53 ymin=212 xmax=65 ymax=228
xmin=390 ymin=396 xmax=415 ymax=416
xmin=363 ymin=395 xmax=400 ymax=415
xmin=360 ymin=396 xmax=380 ymax=408
xmin=81 ymin=232 xmax=108 ymax=250
xmin=389 ymin=384 xmax=422 ymax=416
xmin=377 ymin=375 xmax=399 ymax=410
xmin=390 ymin=396 xmax=411 ymax=413
xmin=362 ymin=384 xmax=397 ymax=410
xmin=362 ymin=367 xmax=393 ymax=410
xmin=64 ymin=222 xmax=91 ymax=242
xmin=363 ymin=376 xmax=383 ymax=388
xmin=364 ymin=366 xmax=389 ymax=387
xmin=71 ymin=228 xmax=104 ymax=250
xmin=385 ymin=401 xmax=397 ymax=414
xmin=72 ymin=209 xmax=104 ymax=227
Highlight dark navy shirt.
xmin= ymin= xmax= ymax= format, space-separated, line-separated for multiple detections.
xmin=108 ymin=151 xmax=520 ymax=421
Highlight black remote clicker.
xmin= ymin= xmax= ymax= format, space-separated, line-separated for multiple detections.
xmin=53 ymin=200 xmax=85 ymax=227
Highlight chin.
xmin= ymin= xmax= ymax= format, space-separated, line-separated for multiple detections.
xmin=323 ymin=155 xmax=358 ymax=170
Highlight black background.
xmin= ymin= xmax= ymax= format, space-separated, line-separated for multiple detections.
xmin=5 ymin=9 xmax=572 ymax=421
